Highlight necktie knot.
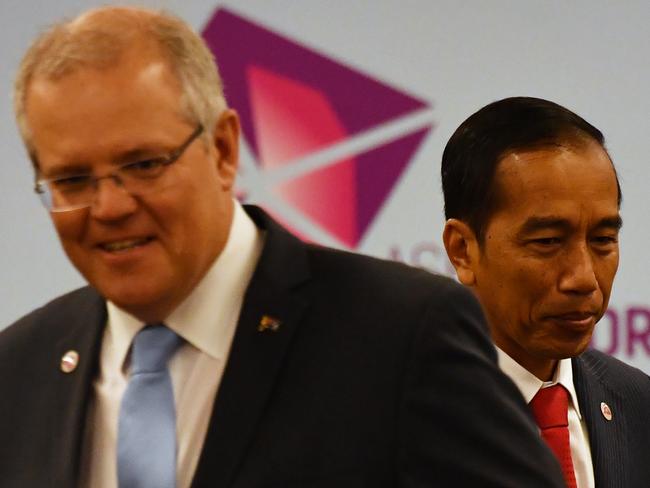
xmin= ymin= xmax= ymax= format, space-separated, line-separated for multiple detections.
xmin=530 ymin=384 xmax=569 ymax=429
xmin=131 ymin=324 xmax=182 ymax=374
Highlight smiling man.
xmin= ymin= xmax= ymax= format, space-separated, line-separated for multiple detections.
xmin=0 ymin=7 xmax=567 ymax=488
xmin=442 ymin=97 xmax=650 ymax=488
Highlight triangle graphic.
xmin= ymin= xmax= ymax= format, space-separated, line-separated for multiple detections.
xmin=274 ymin=127 xmax=431 ymax=247
xmin=203 ymin=8 xmax=429 ymax=164
xmin=274 ymin=156 xmax=358 ymax=248
xmin=356 ymin=127 xmax=431 ymax=238
xmin=247 ymin=65 xmax=348 ymax=168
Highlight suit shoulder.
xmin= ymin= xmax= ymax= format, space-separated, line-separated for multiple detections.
xmin=306 ymin=243 xmax=457 ymax=286
xmin=578 ymin=348 xmax=650 ymax=395
xmin=306 ymin=244 xmax=472 ymax=302
xmin=303 ymin=245 xmax=488 ymax=345
xmin=579 ymin=348 xmax=650 ymax=379
xmin=0 ymin=287 xmax=101 ymax=349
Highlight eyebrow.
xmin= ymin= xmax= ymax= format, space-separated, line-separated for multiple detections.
xmin=598 ymin=215 xmax=624 ymax=231
xmin=40 ymin=162 xmax=92 ymax=178
xmin=113 ymin=143 xmax=172 ymax=164
xmin=39 ymin=144 xmax=167 ymax=178
xmin=518 ymin=215 xmax=623 ymax=235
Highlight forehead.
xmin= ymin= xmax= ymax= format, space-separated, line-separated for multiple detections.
xmin=27 ymin=48 xmax=180 ymax=120
xmin=25 ymin=50 xmax=187 ymax=166
xmin=490 ymin=142 xmax=619 ymax=224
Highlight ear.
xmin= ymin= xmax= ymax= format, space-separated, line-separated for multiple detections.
xmin=442 ymin=218 xmax=480 ymax=286
xmin=211 ymin=108 xmax=240 ymax=191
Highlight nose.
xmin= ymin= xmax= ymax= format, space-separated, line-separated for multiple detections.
xmin=90 ymin=176 xmax=137 ymax=221
xmin=558 ymin=243 xmax=598 ymax=295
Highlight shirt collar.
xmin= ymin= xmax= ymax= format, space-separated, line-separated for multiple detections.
xmin=107 ymin=200 xmax=264 ymax=368
xmin=496 ymin=347 xmax=583 ymax=420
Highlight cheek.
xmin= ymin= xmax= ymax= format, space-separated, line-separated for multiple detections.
xmin=52 ymin=213 xmax=87 ymax=248
xmin=489 ymin=259 xmax=537 ymax=290
xmin=596 ymin=257 xmax=619 ymax=298
xmin=521 ymin=264 xmax=553 ymax=291
xmin=154 ymin=183 xmax=220 ymax=252
xmin=502 ymin=263 xmax=554 ymax=313
xmin=172 ymin=161 xmax=223 ymax=211
xmin=50 ymin=213 xmax=91 ymax=273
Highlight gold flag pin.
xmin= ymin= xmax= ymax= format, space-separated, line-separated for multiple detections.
xmin=258 ymin=315 xmax=281 ymax=332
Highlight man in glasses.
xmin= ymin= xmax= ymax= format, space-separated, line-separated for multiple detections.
xmin=0 ymin=7 xmax=564 ymax=487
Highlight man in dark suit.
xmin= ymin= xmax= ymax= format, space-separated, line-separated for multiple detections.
xmin=442 ymin=96 xmax=650 ymax=488
xmin=0 ymin=7 xmax=564 ymax=487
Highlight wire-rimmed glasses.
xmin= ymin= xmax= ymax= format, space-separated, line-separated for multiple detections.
xmin=34 ymin=125 xmax=203 ymax=212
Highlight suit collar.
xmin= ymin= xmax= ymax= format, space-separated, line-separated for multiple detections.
xmin=497 ymin=347 xmax=582 ymax=418
xmin=191 ymin=205 xmax=312 ymax=488
xmin=573 ymin=352 xmax=629 ymax=488
xmin=106 ymin=201 xmax=264 ymax=365
xmin=240 ymin=205 xmax=311 ymax=290
xmin=50 ymin=288 xmax=106 ymax=487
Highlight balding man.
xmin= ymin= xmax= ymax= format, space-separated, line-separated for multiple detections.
xmin=1 ymin=8 xmax=564 ymax=488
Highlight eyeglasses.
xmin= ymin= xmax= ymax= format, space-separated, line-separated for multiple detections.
xmin=35 ymin=125 xmax=204 ymax=212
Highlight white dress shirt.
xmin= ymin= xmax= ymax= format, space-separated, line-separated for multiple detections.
xmin=79 ymin=202 xmax=264 ymax=488
xmin=496 ymin=348 xmax=595 ymax=488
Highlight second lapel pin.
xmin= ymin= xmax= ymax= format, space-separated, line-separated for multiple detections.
xmin=600 ymin=402 xmax=613 ymax=421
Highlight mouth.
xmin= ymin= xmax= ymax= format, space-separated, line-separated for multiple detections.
xmin=545 ymin=311 xmax=598 ymax=331
xmin=98 ymin=236 xmax=154 ymax=253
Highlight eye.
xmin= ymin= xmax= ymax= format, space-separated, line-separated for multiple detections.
xmin=50 ymin=174 xmax=92 ymax=192
xmin=531 ymin=237 xmax=562 ymax=246
xmin=524 ymin=236 xmax=563 ymax=255
xmin=591 ymin=235 xmax=619 ymax=248
xmin=593 ymin=235 xmax=617 ymax=243
xmin=120 ymin=158 xmax=168 ymax=178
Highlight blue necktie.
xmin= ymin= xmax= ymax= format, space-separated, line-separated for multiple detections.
xmin=117 ymin=324 xmax=183 ymax=488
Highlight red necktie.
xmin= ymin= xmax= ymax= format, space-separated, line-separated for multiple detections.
xmin=530 ymin=385 xmax=577 ymax=488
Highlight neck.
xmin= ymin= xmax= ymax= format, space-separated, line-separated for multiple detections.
xmin=493 ymin=336 xmax=558 ymax=381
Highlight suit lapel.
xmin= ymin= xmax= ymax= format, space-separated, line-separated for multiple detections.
xmin=573 ymin=354 xmax=629 ymax=488
xmin=191 ymin=206 xmax=312 ymax=488
xmin=48 ymin=289 xmax=106 ymax=487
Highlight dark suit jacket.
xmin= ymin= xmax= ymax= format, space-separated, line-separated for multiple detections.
xmin=0 ymin=206 xmax=564 ymax=487
xmin=573 ymin=349 xmax=650 ymax=488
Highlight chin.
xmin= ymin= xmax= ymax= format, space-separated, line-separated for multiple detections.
xmin=99 ymin=281 xmax=170 ymax=320
xmin=544 ymin=339 xmax=592 ymax=360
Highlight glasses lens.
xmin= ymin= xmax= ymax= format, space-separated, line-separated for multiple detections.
xmin=39 ymin=178 xmax=95 ymax=212
xmin=36 ymin=184 xmax=54 ymax=210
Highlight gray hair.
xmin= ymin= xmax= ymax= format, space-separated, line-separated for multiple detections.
xmin=14 ymin=6 xmax=227 ymax=166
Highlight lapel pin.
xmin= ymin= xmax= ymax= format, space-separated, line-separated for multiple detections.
xmin=60 ymin=350 xmax=79 ymax=373
xmin=258 ymin=315 xmax=281 ymax=332
xmin=600 ymin=402 xmax=613 ymax=421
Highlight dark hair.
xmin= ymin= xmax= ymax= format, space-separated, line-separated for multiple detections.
xmin=441 ymin=96 xmax=621 ymax=243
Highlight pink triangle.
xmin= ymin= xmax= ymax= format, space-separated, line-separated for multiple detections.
xmin=247 ymin=65 xmax=348 ymax=168
xmin=273 ymin=127 xmax=431 ymax=248
xmin=274 ymin=157 xmax=358 ymax=247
